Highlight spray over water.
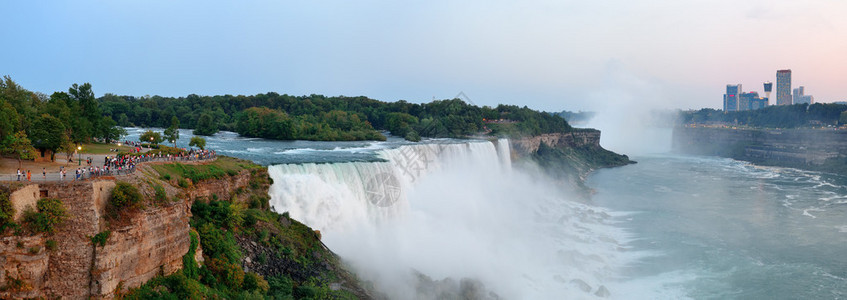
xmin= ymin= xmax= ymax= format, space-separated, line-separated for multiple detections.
xmin=268 ymin=139 xmax=633 ymax=298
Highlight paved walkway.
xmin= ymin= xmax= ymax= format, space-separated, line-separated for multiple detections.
xmin=1 ymin=154 xmax=216 ymax=183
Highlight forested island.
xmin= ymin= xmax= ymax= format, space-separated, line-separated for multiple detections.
xmin=98 ymin=91 xmax=572 ymax=141
xmin=1 ymin=75 xmax=576 ymax=162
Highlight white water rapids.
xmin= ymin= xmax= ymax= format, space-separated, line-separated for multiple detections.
xmin=268 ymin=139 xmax=636 ymax=299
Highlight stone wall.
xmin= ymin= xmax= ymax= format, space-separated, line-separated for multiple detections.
xmin=9 ymin=184 xmax=39 ymax=221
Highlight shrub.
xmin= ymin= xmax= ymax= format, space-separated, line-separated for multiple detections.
xmin=2 ymin=275 xmax=29 ymax=292
xmin=45 ymin=239 xmax=57 ymax=251
xmin=242 ymin=272 xmax=269 ymax=294
xmin=0 ymin=188 xmax=13 ymax=226
xmin=248 ymin=195 xmax=268 ymax=210
xmin=153 ymin=185 xmax=168 ymax=204
xmin=124 ymin=272 xmax=203 ymax=300
xmin=267 ymin=275 xmax=294 ymax=298
xmin=92 ymin=230 xmax=111 ymax=247
xmin=23 ymin=198 xmax=67 ymax=234
xmin=178 ymin=178 xmax=189 ymax=188
xmin=163 ymin=174 xmax=172 ymax=181
xmin=242 ymin=211 xmax=258 ymax=228
xmin=191 ymin=200 xmax=242 ymax=231
xmin=182 ymin=230 xmax=200 ymax=280
xmin=294 ymin=284 xmax=319 ymax=299
xmin=197 ymin=223 xmax=241 ymax=264
xmin=405 ymin=130 xmax=421 ymax=142
xmin=206 ymin=257 xmax=244 ymax=290
xmin=111 ymin=182 xmax=142 ymax=210
xmin=256 ymin=252 xmax=268 ymax=264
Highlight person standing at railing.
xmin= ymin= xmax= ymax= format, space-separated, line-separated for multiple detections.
xmin=26 ymin=170 xmax=31 ymax=182
xmin=42 ymin=168 xmax=46 ymax=181
xmin=16 ymin=169 xmax=21 ymax=181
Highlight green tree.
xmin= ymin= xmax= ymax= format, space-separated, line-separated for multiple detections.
xmin=0 ymin=99 xmax=20 ymax=144
xmin=101 ymin=116 xmax=127 ymax=142
xmin=30 ymin=114 xmax=67 ymax=161
xmin=193 ymin=113 xmax=218 ymax=136
xmin=164 ymin=116 xmax=180 ymax=147
xmin=59 ymin=139 xmax=77 ymax=163
xmin=139 ymin=130 xmax=164 ymax=145
xmin=7 ymin=131 xmax=36 ymax=168
xmin=68 ymin=83 xmax=101 ymax=142
xmin=839 ymin=111 xmax=847 ymax=125
xmin=189 ymin=136 xmax=206 ymax=150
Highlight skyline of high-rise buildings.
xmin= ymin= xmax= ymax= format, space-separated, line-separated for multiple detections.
xmin=722 ymin=69 xmax=815 ymax=112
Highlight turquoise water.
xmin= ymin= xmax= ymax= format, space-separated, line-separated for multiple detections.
xmin=590 ymin=154 xmax=847 ymax=299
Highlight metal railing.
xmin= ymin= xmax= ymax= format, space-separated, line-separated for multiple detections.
xmin=2 ymin=153 xmax=217 ymax=183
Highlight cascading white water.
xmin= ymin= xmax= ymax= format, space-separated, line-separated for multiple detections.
xmin=268 ymin=138 xmax=631 ymax=299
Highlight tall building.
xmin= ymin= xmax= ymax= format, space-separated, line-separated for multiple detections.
xmin=793 ymin=86 xmax=814 ymax=105
xmin=776 ymin=69 xmax=792 ymax=105
xmin=763 ymin=81 xmax=773 ymax=102
xmin=723 ymin=84 xmax=742 ymax=112
xmin=740 ymin=92 xmax=768 ymax=111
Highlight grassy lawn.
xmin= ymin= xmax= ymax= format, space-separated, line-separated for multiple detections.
xmin=150 ymin=156 xmax=262 ymax=184
xmin=80 ymin=142 xmax=133 ymax=154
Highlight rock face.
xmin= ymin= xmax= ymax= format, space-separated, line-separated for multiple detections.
xmin=0 ymin=180 xmax=191 ymax=299
xmin=189 ymin=171 xmax=252 ymax=200
xmin=9 ymin=184 xmax=39 ymax=221
xmin=673 ymin=126 xmax=847 ymax=167
xmin=89 ymin=202 xmax=191 ymax=298
xmin=509 ymin=129 xmax=602 ymax=156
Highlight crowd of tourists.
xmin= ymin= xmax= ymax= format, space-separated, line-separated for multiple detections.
xmin=11 ymin=148 xmax=216 ymax=182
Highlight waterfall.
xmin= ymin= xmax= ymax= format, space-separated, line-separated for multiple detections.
xmin=268 ymin=139 xmax=511 ymax=232
xmin=267 ymin=138 xmax=630 ymax=299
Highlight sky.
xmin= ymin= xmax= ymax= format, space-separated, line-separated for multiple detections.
xmin=2 ymin=0 xmax=846 ymax=112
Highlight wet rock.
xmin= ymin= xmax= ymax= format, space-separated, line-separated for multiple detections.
xmin=594 ymin=285 xmax=611 ymax=298
xmin=569 ymin=279 xmax=592 ymax=293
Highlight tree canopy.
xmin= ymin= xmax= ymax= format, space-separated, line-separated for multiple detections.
xmin=0 ymin=76 xmax=126 ymax=162
xmin=679 ymin=103 xmax=847 ymax=128
xmin=98 ymin=92 xmax=574 ymax=141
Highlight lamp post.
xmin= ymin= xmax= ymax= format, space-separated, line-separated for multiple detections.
xmin=77 ymin=145 xmax=82 ymax=166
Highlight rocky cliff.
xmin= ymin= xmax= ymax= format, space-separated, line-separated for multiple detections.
xmin=673 ymin=126 xmax=847 ymax=171
xmin=508 ymin=129 xmax=633 ymax=196
xmin=0 ymin=165 xmax=258 ymax=299
xmin=509 ymin=129 xmax=602 ymax=156
xmin=0 ymin=157 xmax=369 ymax=299
xmin=0 ymin=180 xmax=191 ymax=299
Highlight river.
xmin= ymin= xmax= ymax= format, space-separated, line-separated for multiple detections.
xmin=123 ymin=127 xmax=847 ymax=299
xmin=591 ymin=153 xmax=847 ymax=299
